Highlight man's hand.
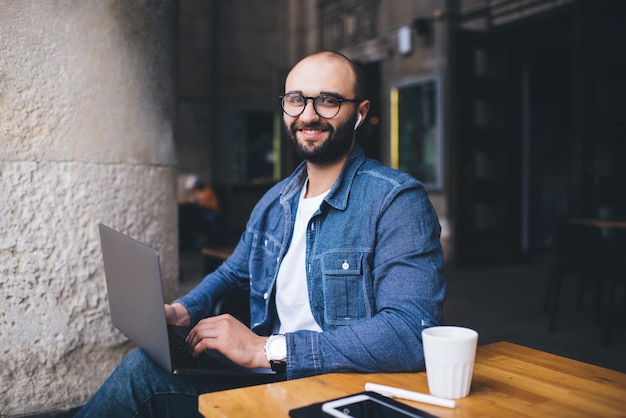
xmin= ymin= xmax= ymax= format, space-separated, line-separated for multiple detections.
xmin=164 ymin=302 xmax=191 ymax=327
xmin=185 ymin=314 xmax=270 ymax=369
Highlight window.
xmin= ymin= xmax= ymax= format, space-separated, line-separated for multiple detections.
xmin=228 ymin=111 xmax=281 ymax=182
xmin=390 ymin=77 xmax=443 ymax=190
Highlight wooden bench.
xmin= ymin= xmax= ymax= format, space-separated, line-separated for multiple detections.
xmin=201 ymin=246 xmax=249 ymax=324
xmin=201 ymin=246 xmax=235 ymax=275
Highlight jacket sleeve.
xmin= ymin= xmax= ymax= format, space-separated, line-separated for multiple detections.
xmin=284 ymin=186 xmax=446 ymax=379
xmin=174 ymin=236 xmax=252 ymax=326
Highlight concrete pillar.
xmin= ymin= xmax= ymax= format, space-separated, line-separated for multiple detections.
xmin=0 ymin=1 xmax=177 ymax=414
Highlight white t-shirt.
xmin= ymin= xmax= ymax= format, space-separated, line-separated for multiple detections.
xmin=276 ymin=182 xmax=327 ymax=333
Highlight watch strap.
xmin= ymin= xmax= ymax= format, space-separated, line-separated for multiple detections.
xmin=270 ymin=359 xmax=286 ymax=374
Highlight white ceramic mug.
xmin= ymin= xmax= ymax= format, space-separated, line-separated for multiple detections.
xmin=422 ymin=326 xmax=478 ymax=399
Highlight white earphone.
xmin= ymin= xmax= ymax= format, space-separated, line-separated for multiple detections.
xmin=354 ymin=114 xmax=362 ymax=131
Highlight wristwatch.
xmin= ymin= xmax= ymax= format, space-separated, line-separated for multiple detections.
xmin=264 ymin=334 xmax=287 ymax=374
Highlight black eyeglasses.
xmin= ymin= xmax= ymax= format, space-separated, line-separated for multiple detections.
xmin=279 ymin=93 xmax=361 ymax=119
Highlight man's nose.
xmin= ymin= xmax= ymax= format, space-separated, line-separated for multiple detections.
xmin=299 ymin=99 xmax=320 ymax=123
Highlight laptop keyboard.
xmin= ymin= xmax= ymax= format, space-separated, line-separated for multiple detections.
xmin=167 ymin=325 xmax=238 ymax=371
xmin=165 ymin=325 xmax=280 ymax=378
xmin=167 ymin=326 xmax=198 ymax=368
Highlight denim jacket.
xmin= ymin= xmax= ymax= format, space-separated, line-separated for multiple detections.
xmin=177 ymin=144 xmax=446 ymax=380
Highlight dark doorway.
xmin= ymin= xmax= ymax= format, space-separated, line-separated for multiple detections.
xmin=451 ymin=29 xmax=522 ymax=267
xmin=359 ymin=62 xmax=382 ymax=161
xmin=525 ymin=17 xmax=573 ymax=251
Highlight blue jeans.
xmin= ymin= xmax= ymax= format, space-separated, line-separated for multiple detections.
xmin=74 ymin=350 xmax=276 ymax=418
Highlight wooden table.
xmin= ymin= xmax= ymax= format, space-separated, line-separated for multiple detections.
xmin=198 ymin=342 xmax=626 ymax=417
xmin=570 ymin=218 xmax=626 ymax=229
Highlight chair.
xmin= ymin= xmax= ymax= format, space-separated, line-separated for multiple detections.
xmin=211 ymin=287 xmax=251 ymax=327
xmin=200 ymin=246 xmax=250 ymax=326
xmin=543 ymin=222 xmax=606 ymax=333
xmin=601 ymin=231 xmax=626 ymax=345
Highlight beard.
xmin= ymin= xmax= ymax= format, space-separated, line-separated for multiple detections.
xmin=284 ymin=114 xmax=357 ymax=166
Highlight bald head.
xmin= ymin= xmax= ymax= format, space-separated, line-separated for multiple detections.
xmin=286 ymin=51 xmax=366 ymax=100
xmin=280 ymin=50 xmax=371 ymax=166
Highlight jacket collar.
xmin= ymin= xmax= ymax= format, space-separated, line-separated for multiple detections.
xmin=280 ymin=143 xmax=367 ymax=211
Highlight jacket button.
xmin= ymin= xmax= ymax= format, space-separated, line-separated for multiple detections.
xmin=342 ymin=261 xmax=349 ymax=270
xmin=263 ymin=292 xmax=269 ymax=300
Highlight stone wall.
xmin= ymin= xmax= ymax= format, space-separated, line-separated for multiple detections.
xmin=0 ymin=1 xmax=177 ymax=415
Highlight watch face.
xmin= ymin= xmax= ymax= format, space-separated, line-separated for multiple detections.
xmin=268 ymin=335 xmax=287 ymax=360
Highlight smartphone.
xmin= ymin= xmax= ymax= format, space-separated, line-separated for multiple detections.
xmin=320 ymin=391 xmax=438 ymax=418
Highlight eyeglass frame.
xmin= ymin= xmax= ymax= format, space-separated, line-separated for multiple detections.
xmin=278 ymin=93 xmax=362 ymax=119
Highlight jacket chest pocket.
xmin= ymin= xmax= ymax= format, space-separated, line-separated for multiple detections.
xmin=249 ymin=233 xmax=280 ymax=295
xmin=321 ymin=252 xmax=367 ymax=326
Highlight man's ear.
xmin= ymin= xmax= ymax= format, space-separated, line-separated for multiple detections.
xmin=354 ymin=114 xmax=363 ymax=130
xmin=354 ymin=100 xmax=371 ymax=131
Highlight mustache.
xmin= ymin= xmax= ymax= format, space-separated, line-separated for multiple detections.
xmin=293 ymin=121 xmax=331 ymax=130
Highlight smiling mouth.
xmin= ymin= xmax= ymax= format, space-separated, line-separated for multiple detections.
xmin=295 ymin=124 xmax=329 ymax=140
xmin=292 ymin=121 xmax=331 ymax=141
xmin=300 ymin=128 xmax=325 ymax=135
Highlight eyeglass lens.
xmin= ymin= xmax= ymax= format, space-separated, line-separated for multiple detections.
xmin=281 ymin=94 xmax=341 ymax=118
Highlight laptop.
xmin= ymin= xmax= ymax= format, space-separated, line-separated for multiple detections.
xmin=98 ymin=223 xmax=279 ymax=377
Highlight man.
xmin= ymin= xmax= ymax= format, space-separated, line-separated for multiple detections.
xmin=76 ymin=51 xmax=446 ymax=417
xmin=187 ymin=176 xmax=221 ymax=247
